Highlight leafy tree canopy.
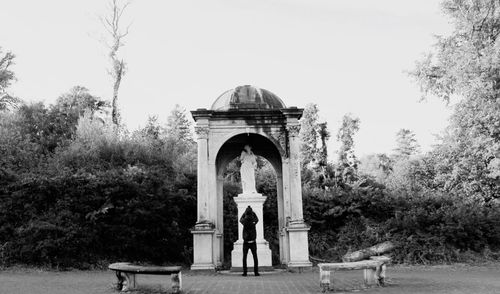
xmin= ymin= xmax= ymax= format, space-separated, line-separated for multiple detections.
xmin=393 ymin=129 xmax=420 ymax=159
xmin=300 ymin=103 xmax=320 ymax=166
xmin=0 ymin=47 xmax=20 ymax=111
xmin=165 ymin=104 xmax=194 ymax=144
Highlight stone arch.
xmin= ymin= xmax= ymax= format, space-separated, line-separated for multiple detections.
xmin=214 ymin=133 xmax=285 ymax=267
xmin=215 ymin=132 xmax=283 ymax=177
xmin=210 ymin=130 xmax=286 ymax=166
xmin=190 ymin=85 xmax=312 ymax=271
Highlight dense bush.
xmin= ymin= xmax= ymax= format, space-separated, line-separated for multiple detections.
xmin=222 ymin=181 xmax=239 ymax=267
xmin=0 ymin=166 xmax=197 ymax=268
xmin=304 ymin=183 xmax=500 ymax=264
xmin=1 ymin=84 xmax=499 ymax=269
xmin=0 ymin=99 xmax=198 ymax=268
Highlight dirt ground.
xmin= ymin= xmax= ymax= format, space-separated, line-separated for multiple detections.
xmin=1 ymin=263 xmax=499 ymax=294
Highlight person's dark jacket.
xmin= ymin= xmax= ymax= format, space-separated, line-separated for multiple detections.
xmin=240 ymin=207 xmax=258 ymax=242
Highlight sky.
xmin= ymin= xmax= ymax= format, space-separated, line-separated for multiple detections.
xmin=0 ymin=0 xmax=454 ymax=157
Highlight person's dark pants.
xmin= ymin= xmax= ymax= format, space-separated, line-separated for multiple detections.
xmin=242 ymin=241 xmax=258 ymax=274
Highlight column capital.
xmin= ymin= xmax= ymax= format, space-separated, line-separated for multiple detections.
xmin=286 ymin=124 xmax=301 ymax=137
xmin=195 ymin=126 xmax=209 ymax=139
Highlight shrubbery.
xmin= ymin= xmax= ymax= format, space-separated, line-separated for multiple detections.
xmin=0 ymin=99 xmax=198 ymax=268
xmin=305 ymin=183 xmax=500 ymax=264
xmin=1 ymin=86 xmax=499 ymax=269
xmin=0 ymin=169 xmax=196 ymax=268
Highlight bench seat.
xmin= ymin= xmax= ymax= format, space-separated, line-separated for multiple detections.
xmin=109 ymin=262 xmax=182 ymax=293
xmin=318 ymin=256 xmax=391 ymax=292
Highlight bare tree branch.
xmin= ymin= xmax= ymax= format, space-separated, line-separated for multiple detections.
xmin=100 ymin=0 xmax=132 ymax=126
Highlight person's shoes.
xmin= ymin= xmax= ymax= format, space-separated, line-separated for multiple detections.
xmin=242 ymin=273 xmax=247 ymax=276
xmin=254 ymin=273 xmax=260 ymax=276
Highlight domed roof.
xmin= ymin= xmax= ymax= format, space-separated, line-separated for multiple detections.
xmin=211 ymin=85 xmax=286 ymax=111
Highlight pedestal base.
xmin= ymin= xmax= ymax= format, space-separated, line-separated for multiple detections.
xmin=231 ymin=241 xmax=273 ymax=268
xmin=191 ymin=223 xmax=216 ymax=270
xmin=231 ymin=193 xmax=273 ymax=270
xmin=286 ymin=222 xmax=312 ymax=269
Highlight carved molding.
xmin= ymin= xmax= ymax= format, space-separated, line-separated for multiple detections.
xmin=286 ymin=124 xmax=301 ymax=137
xmin=270 ymin=130 xmax=289 ymax=158
xmin=195 ymin=126 xmax=209 ymax=139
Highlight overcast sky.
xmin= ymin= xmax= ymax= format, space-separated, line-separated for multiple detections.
xmin=0 ymin=0 xmax=453 ymax=157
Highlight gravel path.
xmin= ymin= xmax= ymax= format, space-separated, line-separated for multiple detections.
xmin=1 ymin=264 xmax=499 ymax=294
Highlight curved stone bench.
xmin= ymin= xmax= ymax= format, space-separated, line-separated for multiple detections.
xmin=109 ymin=262 xmax=182 ymax=293
xmin=318 ymin=256 xmax=391 ymax=292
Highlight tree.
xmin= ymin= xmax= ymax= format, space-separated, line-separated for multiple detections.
xmin=0 ymin=47 xmax=20 ymax=111
xmin=299 ymin=103 xmax=320 ymax=167
xmin=142 ymin=115 xmax=161 ymax=139
xmin=337 ymin=114 xmax=360 ymax=168
xmin=318 ymin=122 xmax=330 ymax=167
xmin=164 ymin=104 xmax=196 ymax=173
xmin=0 ymin=111 xmax=42 ymax=175
xmin=50 ymin=86 xmax=109 ymax=145
xmin=55 ymin=86 xmax=108 ymax=116
xmin=3 ymin=87 xmax=104 ymax=156
xmin=335 ymin=114 xmax=360 ymax=183
xmin=393 ymin=129 xmax=420 ymax=159
xmin=101 ymin=0 xmax=131 ymax=126
xmin=165 ymin=104 xmax=194 ymax=145
xmin=299 ymin=104 xmax=332 ymax=187
xmin=359 ymin=153 xmax=393 ymax=183
xmin=411 ymin=0 xmax=500 ymax=200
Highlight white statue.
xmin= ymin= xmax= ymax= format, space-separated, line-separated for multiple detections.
xmin=240 ymin=145 xmax=257 ymax=193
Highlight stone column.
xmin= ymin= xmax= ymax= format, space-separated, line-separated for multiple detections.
xmin=286 ymin=123 xmax=304 ymax=223
xmin=216 ymin=174 xmax=224 ymax=267
xmin=195 ymin=125 xmax=210 ymax=222
xmin=276 ymin=172 xmax=287 ymax=264
xmin=283 ymin=108 xmax=312 ymax=269
xmin=190 ymin=109 xmax=216 ymax=270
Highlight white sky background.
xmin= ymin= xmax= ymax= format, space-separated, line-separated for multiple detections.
xmin=0 ymin=0 xmax=453 ymax=158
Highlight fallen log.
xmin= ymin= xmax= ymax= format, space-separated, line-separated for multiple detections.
xmin=342 ymin=241 xmax=395 ymax=262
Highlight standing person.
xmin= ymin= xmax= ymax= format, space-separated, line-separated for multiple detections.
xmin=240 ymin=206 xmax=260 ymax=276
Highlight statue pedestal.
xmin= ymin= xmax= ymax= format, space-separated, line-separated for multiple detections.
xmin=231 ymin=193 xmax=273 ymax=270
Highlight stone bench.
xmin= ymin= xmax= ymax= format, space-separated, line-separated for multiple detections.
xmin=318 ymin=256 xmax=391 ymax=292
xmin=109 ymin=262 xmax=182 ymax=293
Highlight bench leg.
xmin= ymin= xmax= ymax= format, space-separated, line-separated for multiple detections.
xmin=115 ymin=271 xmax=125 ymax=291
xmin=378 ymin=264 xmax=387 ymax=286
xmin=319 ymin=268 xmax=330 ymax=292
xmin=122 ymin=273 xmax=136 ymax=291
xmin=171 ymin=272 xmax=182 ymax=293
xmin=364 ymin=268 xmax=378 ymax=286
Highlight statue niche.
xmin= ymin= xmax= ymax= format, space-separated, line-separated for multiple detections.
xmin=231 ymin=144 xmax=272 ymax=270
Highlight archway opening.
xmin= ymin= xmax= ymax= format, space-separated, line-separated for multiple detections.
xmin=215 ymin=133 xmax=283 ymax=269
xmin=221 ymin=156 xmax=280 ymax=267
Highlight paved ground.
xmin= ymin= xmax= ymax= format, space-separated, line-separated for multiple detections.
xmin=1 ymin=264 xmax=500 ymax=294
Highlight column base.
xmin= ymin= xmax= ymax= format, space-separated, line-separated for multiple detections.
xmin=286 ymin=222 xmax=312 ymax=270
xmin=287 ymin=261 xmax=313 ymax=268
xmin=191 ymin=224 xmax=216 ymax=271
xmin=190 ymin=263 xmax=216 ymax=271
